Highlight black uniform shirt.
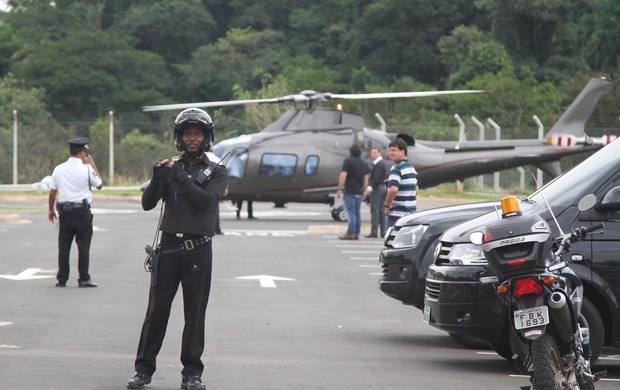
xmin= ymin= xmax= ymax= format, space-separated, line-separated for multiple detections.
xmin=341 ymin=155 xmax=370 ymax=195
xmin=142 ymin=155 xmax=228 ymax=236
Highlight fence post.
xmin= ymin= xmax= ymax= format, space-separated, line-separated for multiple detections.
xmin=13 ymin=110 xmax=18 ymax=184
xmin=109 ymin=111 xmax=114 ymax=186
xmin=471 ymin=116 xmax=485 ymax=190
xmin=487 ymin=118 xmax=501 ymax=191
xmin=533 ymin=115 xmax=544 ymax=189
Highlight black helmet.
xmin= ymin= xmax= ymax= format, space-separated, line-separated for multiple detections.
xmin=173 ymin=108 xmax=215 ymax=152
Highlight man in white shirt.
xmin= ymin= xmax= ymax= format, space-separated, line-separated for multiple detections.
xmin=48 ymin=137 xmax=103 ymax=287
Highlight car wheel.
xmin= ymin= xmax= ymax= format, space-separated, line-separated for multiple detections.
xmin=331 ymin=206 xmax=348 ymax=222
xmin=580 ymin=296 xmax=604 ymax=364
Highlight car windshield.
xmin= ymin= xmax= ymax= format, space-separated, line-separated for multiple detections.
xmin=530 ymin=140 xmax=620 ymax=207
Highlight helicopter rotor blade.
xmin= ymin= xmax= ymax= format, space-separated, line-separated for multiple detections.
xmin=143 ymin=89 xmax=484 ymax=112
xmin=328 ymin=90 xmax=484 ymax=100
xmin=142 ymin=97 xmax=289 ymax=112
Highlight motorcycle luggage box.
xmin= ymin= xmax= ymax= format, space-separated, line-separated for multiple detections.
xmin=482 ymin=213 xmax=553 ymax=278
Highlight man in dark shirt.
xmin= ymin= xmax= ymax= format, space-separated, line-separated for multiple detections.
xmin=336 ymin=143 xmax=369 ymax=240
xmin=127 ymin=108 xmax=228 ymax=390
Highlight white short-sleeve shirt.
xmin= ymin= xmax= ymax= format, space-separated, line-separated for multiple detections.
xmin=49 ymin=157 xmax=102 ymax=203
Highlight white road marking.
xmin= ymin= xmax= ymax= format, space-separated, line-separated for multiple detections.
xmin=222 ymin=230 xmax=305 ymax=237
xmin=0 ymin=321 xmax=13 ymax=327
xmin=234 ymin=275 xmax=296 ymax=288
xmin=91 ymin=208 xmax=138 ymax=215
xmin=0 ymin=345 xmax=20 ymax=349
xmin=0 ymin=268 xmax=54 ymax=281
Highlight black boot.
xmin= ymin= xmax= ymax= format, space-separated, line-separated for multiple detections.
xmin=181 ymin=375 xmax=206 ymax=390
xmin=127 ymin=372 xmax=151 ymax=389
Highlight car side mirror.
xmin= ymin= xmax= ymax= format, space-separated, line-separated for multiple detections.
xmin=598 ymin=186 xmax=620 ymax=211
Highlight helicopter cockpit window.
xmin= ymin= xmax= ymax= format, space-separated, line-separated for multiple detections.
xmin=305 ymin=155 xmax=319 ymax=175
xmin=259 ymin=153 xmax=297 ymax=177
xmin=226 ymin=148 xmax=249 ymax=179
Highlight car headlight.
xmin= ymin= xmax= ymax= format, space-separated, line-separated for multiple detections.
xmin=446 ymin=243 xmax=487 ymax=265
xmin=392 ymin=225 xmax=428 ymax=249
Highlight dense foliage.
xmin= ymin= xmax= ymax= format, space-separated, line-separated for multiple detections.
xmin=0 ymin=0 xmax=618 ymax=184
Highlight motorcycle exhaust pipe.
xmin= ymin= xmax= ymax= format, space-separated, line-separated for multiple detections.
xmin=547 ymin=292 xmax=574 ymax=343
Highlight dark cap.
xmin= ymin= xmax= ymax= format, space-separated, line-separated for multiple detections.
xmin=67 ymin=137 xmax=90 ymax=150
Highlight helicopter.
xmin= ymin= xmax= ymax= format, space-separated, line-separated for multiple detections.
xmin=143 ymin=78 xmax=615 ymax=221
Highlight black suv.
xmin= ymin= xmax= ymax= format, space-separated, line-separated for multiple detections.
xmin=379 ymin=202 xmax=497 ymax=309
xmin=424 ymin=139 xmax=620 ymax=361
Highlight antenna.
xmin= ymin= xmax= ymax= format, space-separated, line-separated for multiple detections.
xmin=532 ymin=173 xmax=564 ymax=236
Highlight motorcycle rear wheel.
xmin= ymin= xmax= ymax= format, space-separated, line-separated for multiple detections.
xmin=531 ymin=333 xmax=562 ymax=390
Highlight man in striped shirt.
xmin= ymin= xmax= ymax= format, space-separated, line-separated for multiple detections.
xmin=384 ymin=139 xmax=417 ymax=227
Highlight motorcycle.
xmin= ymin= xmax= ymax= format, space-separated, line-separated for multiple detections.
xmin=476 ymin=194 xmax=606 ymax=389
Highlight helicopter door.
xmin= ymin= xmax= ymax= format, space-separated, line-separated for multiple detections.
xmin=226 ymin=147 xmax=249 ymax=180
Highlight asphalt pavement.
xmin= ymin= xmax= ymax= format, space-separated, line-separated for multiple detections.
xmin=0 ymin=196 xmax=618 ymax=389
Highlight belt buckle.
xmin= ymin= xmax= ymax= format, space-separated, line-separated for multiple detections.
xmin=184 ymin=239 xmax=194 ymax=251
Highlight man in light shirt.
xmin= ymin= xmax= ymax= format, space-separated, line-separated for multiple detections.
xmin=384 ymin=139 xmax=417 ymax=227
xmin=48 ymin=137 xmax=103 ymax=287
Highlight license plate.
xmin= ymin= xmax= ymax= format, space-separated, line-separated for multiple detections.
xmin=513 ymin=305 xmax=549 ymax=330
xmin=423 ymin=305 xmax=431 ymax=324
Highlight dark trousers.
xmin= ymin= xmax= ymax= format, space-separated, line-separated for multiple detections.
xmin=57 ymin=208 xmax=93 ymax=283
xmin=134 ymin=235 xmax=213 ymax=377
xmin=369 ymin=186 xmax=387 ymax=236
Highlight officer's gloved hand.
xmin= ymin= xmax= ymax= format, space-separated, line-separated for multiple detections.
xmin=152 ymin=160 xmax=168 ymax=183
xmin=168 ymin=161 xmax=189 ymax=185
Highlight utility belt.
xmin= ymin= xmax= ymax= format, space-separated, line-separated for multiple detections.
xmin=56 ymin=199 xmax=90 ymax=213
xmin=158 ymin=232 xmax=212 ymax=253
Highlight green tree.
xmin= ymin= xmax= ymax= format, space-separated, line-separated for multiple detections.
xmin=183 ymin=28 xmax=285 ymax=103
xmin=475 ymin=0 xmax=593 ymax=83
xmin=352 ymin=0 xmax=478 ymax=85
xmin=115 ymin=128 xmax=176 ymax=180
xmin=12 ymin=29 xmax=171 ymax=117
xmin=457 ymin=68 xmax=562 ymax=137
xmin=438 ymin=25 xmax=513 ymax=88
xmin=111 ymin=0 xmax=216 ymax=65
xmin=0 ymin=73 xmax=68 ymax=183
xmin=578 ymin=0 xmax=620 ymax=73
xmin=5 ymin=0 xmax=84 ymax=44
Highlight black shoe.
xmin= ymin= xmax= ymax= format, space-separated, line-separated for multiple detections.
xmin=181 ymin=375 xmax=206 ymax=390
xmin=364 ymin=234 xmax=378 ymax=238
xmin=215 ymin=230 xmax=223 ymax=235
xmin=339 ymin=233 xmax=356 ymax=240
xmin=78 ymin=279 xmax=98 ymax=287
xmin=55 ymin=282 xmax=66 ymax=287
xmin=248 ymin=216 xmax=257 ymax=220
xmin=127 ymin=372 xmax=151 ymax=389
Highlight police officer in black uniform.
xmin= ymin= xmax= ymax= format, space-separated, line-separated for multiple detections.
xmin=127 ymin=108 xmax=228 ymax=390
xmin=48 ymin=137 xmax=103 ymax=287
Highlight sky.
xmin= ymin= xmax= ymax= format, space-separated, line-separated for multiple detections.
xmin=0 ymin=1 xmax=9 ymax=12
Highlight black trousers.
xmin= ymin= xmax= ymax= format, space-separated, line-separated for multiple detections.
xmin=134 ymin=234 xmax=213 ymax=377
xmin=57 ymin=207 xmax=93 ymax=283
